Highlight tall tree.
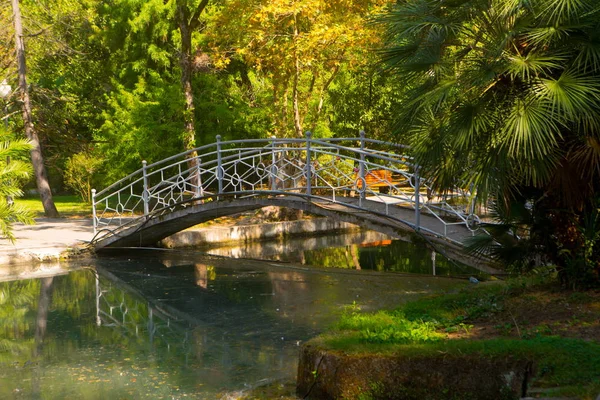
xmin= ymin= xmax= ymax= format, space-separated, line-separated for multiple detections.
xmin=21 ymin=0 xmax=113 ymax=190
xmin=108 ymin=0 xmax=213 ymax=150
xmin=10 ymin=0 xmax=58 ymax=217
xmin=175 ymin=0 xmax=209 ymax=154
xmin=91 ymin=0 xmax=215 ymax=185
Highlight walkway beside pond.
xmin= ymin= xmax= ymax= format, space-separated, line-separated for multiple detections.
xmin=0 ymin=218 xmax=94 ymax=269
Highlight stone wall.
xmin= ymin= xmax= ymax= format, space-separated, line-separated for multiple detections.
xmin=297 ymin=343 xmax=533 ymax=400
xmin=160 ymin=218 xmax=361 ymax=248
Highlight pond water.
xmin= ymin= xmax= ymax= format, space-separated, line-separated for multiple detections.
xmin=202 ymin=230 xmax=483 ymax=277
xmin=0 ymin=233 xmax=479 ymax=399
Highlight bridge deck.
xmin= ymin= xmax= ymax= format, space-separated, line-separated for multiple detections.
xmin=92 ymin=195 xmax=495 ymax=271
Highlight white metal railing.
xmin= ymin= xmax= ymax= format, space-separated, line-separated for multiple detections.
xmin=91 ymin=132 xmax=482 ymax=243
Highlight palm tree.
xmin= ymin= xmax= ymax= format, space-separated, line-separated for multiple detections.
xmin=379 ymin=0 xmax=600 ymax=285
xmin=0 ymin=126 xmax=34 ymax=242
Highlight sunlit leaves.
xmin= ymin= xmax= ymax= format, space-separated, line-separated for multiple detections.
xmin=534 ymin=72 xmax=600 ymax=119
xmin=539 ymin=0 xmax=593 ymax=24
xmin=0 ymin=128 xmax=34 ymax=241
xmin=503 ymin=97 xmax=560 ymax=159
xmin=506 ymin=53 xmax=566 ymax=80
xmin=210 ymin=0 xmax=391 ymax=137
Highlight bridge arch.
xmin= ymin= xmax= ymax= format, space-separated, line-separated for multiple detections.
xmin=93 ymin=194 xmax=471 ymax=249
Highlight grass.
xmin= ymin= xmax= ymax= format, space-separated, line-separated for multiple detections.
xmin=322 ymin=280 xmax=600 ymax=398
xmin=14 ymin=195 xmax=91 ymax=218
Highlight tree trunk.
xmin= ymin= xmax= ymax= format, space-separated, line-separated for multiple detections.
xmin=176 ymin=0 xmax=208 ymax=191
xmin=178 ymin=12 xmax=197 ymax=153
xmin=11 ymin=0 xmax=58 ymax=217
xmin=292 ymin=14 xmax=303 ymax=138
xmin=311 ymin=64 xmax=341 ymax=133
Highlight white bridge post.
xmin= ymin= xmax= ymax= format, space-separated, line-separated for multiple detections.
xmin=359 ymin=130 xmax=366 ymax=205
xmin=305 ymin=131 xmax=312 ymax=198
xmin=91 ymin=188 xmax=97 ymax=234
xmin=142 ymin=160 xmax=149 ymax=217
xmin=216 ymin=135 xmax=223 ymax=195
xmin=195 ymin=156 xmax=203 ymax=198
xmin=414 ymin=165 xmax=420 ymax=231
xmin=270 ymin=136 xmax=277 ymax=191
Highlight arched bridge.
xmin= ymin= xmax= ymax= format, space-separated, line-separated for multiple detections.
xmin=91 ymin=132 xmax=484 ymax=252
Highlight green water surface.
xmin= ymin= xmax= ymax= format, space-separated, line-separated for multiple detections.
xmin=0 ymin=235 xmax=473 ymax=399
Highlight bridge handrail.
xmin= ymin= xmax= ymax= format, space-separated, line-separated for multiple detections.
xmin=92 ymin=131 xmax=483 ymax=244
xmin=94 ymin=136 xmax=411 ymax=199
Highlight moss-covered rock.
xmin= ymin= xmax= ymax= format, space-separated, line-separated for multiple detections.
xmin=297 ymin=343 xmax=533 ymax=400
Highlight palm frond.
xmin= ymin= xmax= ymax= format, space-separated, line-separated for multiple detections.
xmin=502 ymin=96 xmax=562 ymax=158
xmin=506 ymin=52 xmax=566 ymax=81
xmin=0 ymin=201 xmax=35 ymax=243
xmin=525 ymin=26 xmax=571 ymax=47
xmin=534 ymin=71 xmax=600 ymax=117
xmin=572 ymin=39 xmax=600 ymax=73
xmin=539 ymin=0 xmax=593 ymax=25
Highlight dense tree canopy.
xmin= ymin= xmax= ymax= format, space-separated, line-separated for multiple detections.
xmin=2 ymin=0 xmax=398 ymax=186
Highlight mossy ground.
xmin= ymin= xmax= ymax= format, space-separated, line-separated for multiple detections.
xmin=319 ymin=279 xmax=600 ymax=399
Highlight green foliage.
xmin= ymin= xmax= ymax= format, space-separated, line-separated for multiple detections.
xmin=328 ymin=67 xmax=404 ymax=140
xmin=380 ymin=0 xmax=600 ymax=286
xmin=211 ymin=0 xmax=391 ymax=138
xmin=96 ymin=75 xmax=184 ymax=183
xmin=0 ymin=128 xmax=35 ymax=242
xmin=4 ymin=0 xmax=405 ymax=195
xmin=18 ymin=0 xmax=113 ymax=190
xmin=557 ymin=204 xmax=600 ymax=288
xmin=466 ymin=194 xmax=600 ymax=287
xmin=380 ymin=0 xmax=600 ymax=198
xmin=64 ymin=152 xmax=103 ymax=203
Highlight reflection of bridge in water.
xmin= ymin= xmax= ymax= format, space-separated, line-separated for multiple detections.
xmin=95 ymin=268 xmax=193 ymax=358
xmin=91 ymin=133 xmax=486 ymax=254
xmin=93 ymin=262 xmax=304 ymax=392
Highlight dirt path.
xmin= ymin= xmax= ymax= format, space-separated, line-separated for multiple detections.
xmin=0 ymin=218 xmax=94 ymax=268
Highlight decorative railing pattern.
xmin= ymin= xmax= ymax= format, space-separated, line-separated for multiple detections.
xmin=92 ymin=132 xmax=481 ymax=243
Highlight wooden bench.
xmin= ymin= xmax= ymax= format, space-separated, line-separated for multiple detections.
xmin=353 ymin=169 xmax=402 ymax=194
